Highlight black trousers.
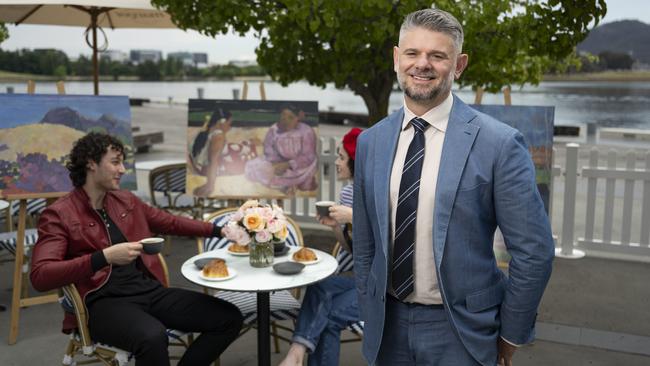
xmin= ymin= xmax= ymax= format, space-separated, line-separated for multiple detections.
xmin=87 ymin=287 xmax=243 ymax=366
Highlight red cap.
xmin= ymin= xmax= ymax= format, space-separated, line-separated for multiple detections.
xmin=342 ymin=127 xmax=362 ymax=161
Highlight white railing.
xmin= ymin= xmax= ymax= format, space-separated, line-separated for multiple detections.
xmin=281 ymin=137 xmax=340 ymax=224
xmin=550 ymin=143 xmax=650 ymax=261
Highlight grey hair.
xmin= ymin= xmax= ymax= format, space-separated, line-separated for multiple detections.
xmin=400 ymin=8 xmax=464 ymax=52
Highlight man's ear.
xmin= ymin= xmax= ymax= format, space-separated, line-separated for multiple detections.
xmin=455 ymin=53 xmax=469 ymax=79
xmin=87 ymin=160 xmax=97 ymax=172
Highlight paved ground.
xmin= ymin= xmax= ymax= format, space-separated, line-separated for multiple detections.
xmin=0 ymin=103 xmax=648 ymax=365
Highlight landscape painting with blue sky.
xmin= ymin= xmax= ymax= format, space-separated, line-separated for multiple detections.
xmin=0 ymin=94 xmax=135 ymax=196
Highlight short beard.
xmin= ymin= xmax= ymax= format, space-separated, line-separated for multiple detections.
xmin=397 ymin=71 xmax=454 ymax=102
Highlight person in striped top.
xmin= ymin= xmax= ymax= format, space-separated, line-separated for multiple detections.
xmin=279 ymin=128 xmax=362 ymax=366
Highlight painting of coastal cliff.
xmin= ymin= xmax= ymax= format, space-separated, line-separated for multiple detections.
xmin=187 ymin=99 xmax=319 ymax=199
xmin=0 ymin=94 xmax=135 ymax=197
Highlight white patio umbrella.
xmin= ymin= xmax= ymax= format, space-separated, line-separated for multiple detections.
xmin=0 ymin=0 xmax=177 ymax=95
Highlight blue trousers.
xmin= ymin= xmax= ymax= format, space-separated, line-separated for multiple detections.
xmin=292 ymin=275 xmax=360 ymax=366
xmin=375 ymin=295 xmax=482 ymax=366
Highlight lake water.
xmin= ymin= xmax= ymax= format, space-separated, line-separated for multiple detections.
xmin=2 ymin=80 xmax=650 ymax=129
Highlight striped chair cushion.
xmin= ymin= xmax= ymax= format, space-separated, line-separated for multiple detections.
xmin=347 ymin=320 xmax=364 ymax=336
xmin=9 ymin=198 xmax=47 ymax=217
xmin=215 ymin=290 xmax=301 ymax=325
xmin=203 ymin=211 xmax=302 ymax=252
xmin=0 ymin=228 xmax=39 ymax=256
xmin=335 ymin=248 xmax=354 ymax=274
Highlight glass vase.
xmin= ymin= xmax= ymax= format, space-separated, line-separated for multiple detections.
xmin=249 ymin=239 xmax=274 ymax=268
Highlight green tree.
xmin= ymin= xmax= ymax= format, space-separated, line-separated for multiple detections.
xmin=154 ymin=0 xmax=606 ymax=123
xmin=136 ymin=60 xmax=163 ymax=81
xmin=0 ymin=23 xmax=8 ymax=45
xmin=598 ymin=51 xmax=635 ymax=70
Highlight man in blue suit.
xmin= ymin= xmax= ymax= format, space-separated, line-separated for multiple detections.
xmin=353 ymin=8 xmax=554 ymax=366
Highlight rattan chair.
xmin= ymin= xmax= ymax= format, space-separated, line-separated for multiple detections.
xmin=59 ymin=254 xmax=193 ymax=365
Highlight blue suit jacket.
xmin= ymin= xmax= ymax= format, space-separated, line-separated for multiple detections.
xmin=352 ymin=96 xmax=554 ymax=365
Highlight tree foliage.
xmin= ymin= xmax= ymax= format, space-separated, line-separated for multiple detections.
xmin=0 ymin=23 xmax=8 ymax=45
xmin=154 ymin=0 xmax=607 ymax=123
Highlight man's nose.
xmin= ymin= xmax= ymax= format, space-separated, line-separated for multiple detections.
xmin=414 ymin=54 xmax=431 ymax=68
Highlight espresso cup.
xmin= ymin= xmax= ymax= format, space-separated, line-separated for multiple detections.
xmin=315 ymin=200 xmax=336 ymax=217
xmin=140 ymin=237 xmax=165 ymax=254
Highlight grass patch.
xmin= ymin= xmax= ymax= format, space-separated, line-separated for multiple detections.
xmin=544 ymin=70 xmax=650 ymax=82
xmin=0 ymin=70 xmax=58 ymax=82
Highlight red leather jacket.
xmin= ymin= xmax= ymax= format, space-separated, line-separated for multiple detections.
xmin=30 ymin=188 xmax=213 ymax=333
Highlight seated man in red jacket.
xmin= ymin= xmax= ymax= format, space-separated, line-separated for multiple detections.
xmin=30 ymin=132 xmax=243 ymax=366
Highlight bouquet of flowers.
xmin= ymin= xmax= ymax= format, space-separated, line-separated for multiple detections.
xmin=222 ymin=200 xmax=289 ymax=246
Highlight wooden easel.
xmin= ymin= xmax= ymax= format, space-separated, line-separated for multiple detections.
xmin=5 ymin=80 xmax=67 ymax=344
xmin=474 ymin=86 xmax=512 ymax=106
xmin=241 ymin=79 xmax=267 ymax=101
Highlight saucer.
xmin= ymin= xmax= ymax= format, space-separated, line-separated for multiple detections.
xmin=273 ymin=262 xmax=305 ymax=275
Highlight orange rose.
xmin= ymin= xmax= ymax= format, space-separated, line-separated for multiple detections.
xmin=243 ymin=212 xmax=264 ymax=232
xmin=276 ymin=225 xmax=289 ymax=241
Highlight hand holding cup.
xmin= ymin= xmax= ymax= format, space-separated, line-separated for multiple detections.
xmin=140 ymin=237 xmax=165 ymax=255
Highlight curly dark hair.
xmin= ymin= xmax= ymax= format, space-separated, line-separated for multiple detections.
xmin=66 ymin=132 xmax=125 ymax=187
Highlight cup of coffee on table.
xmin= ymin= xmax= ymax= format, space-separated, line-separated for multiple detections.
xmin=140 ymin=237 xmax=165 ymax=254
xmin=315 ymin=201 xmax=336 ymax=217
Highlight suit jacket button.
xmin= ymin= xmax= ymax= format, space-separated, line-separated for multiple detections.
xmin=89 ymin=223 xmax=95 ymax=227
xmin=381 ymin=295 xmax=385 ymax=302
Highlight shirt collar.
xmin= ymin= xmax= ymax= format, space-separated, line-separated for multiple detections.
xmin=402 ymin=92 xmax=453 ymax=133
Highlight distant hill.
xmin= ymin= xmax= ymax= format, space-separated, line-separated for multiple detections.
xmin=578 ymin=20 xmax=650 ymax=63
xmin=41 ymin=107 xmax=131 ymax=137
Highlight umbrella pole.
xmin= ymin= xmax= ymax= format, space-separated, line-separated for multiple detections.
xmin=91 ymin=12 xmax=99 ymax=95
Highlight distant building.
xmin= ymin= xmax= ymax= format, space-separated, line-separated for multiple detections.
xmin=192 ymin=53 xmax=208 ymax=66
xmin=130 ymin=50 xmax=162 ymax=64
xmin=101 ymin=50 xmax=128 ymax=63
xmin=168 ymin=51 xmax=208 ymax=67
xmin=228 ymin=59 xmax=257 ymax=68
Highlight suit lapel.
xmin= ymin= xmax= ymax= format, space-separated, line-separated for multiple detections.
xmin=373 ymin=108 xmax=403 ymax=256
xmin=433 ymin=96 xmax=479 ymax=268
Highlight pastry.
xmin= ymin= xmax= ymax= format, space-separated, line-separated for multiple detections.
xmin=202 ymin=259 xmax=229 ymax=278
xmin=293 ymin=247 xmax=317 ymax=262
xmin=229 ymin=243 xmax=249 ymax=253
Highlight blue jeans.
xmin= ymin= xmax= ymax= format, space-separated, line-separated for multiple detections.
xmin=292 ymin=275 xmax=360 ymax=366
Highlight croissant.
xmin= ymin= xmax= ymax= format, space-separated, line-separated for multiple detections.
xmin=293 ymin=247 xmax=317 ymax=262
xmin=202 ymin=259 xmax=229 ymax=278
xmin=229 ymin=243 xmax=249 ymax=253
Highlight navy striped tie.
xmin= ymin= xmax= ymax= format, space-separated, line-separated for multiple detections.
xmin=392 ymin=117 xmax=429 ymax=301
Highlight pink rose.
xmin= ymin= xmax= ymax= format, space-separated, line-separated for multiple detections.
xmin=260 ymin=206 xmax=274 ymax=222
xmin=255 ymin=230 xmax=272 ymax=243
xmin=230 ymin=210 xmax=244 ymax=222
xmin=266 ymin=218 xmax=282 ymax=233
xmin=223 ymin=222 xmax=251 ymax=245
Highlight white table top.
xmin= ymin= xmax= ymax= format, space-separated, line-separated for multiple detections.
xmin=181 ymin=247 xmax=338 ymax=292
xmin=0 ymin=200 xmax=8 ymax=211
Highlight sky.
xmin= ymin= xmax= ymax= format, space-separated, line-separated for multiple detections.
xmin=1 ymin=0 xmax=648 ymax=65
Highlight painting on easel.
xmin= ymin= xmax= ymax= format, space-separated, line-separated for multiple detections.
xmin=0 ymin=94 xmax=136 ymax=196
xmin=471 ymin=104 xmax=555 ymax=212
xmin=187 ymin=99 xmax=319 ymax=199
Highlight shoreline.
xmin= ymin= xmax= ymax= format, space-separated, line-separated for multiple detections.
xmin=2 ymin=70 xmax=650 ymax=83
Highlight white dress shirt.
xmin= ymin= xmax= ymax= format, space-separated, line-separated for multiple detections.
xmin=389 ymin=92 xmax=453 ymax=304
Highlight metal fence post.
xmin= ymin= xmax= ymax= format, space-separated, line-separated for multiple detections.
xmin=557 ymin=143 xmax=585 ymax=259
